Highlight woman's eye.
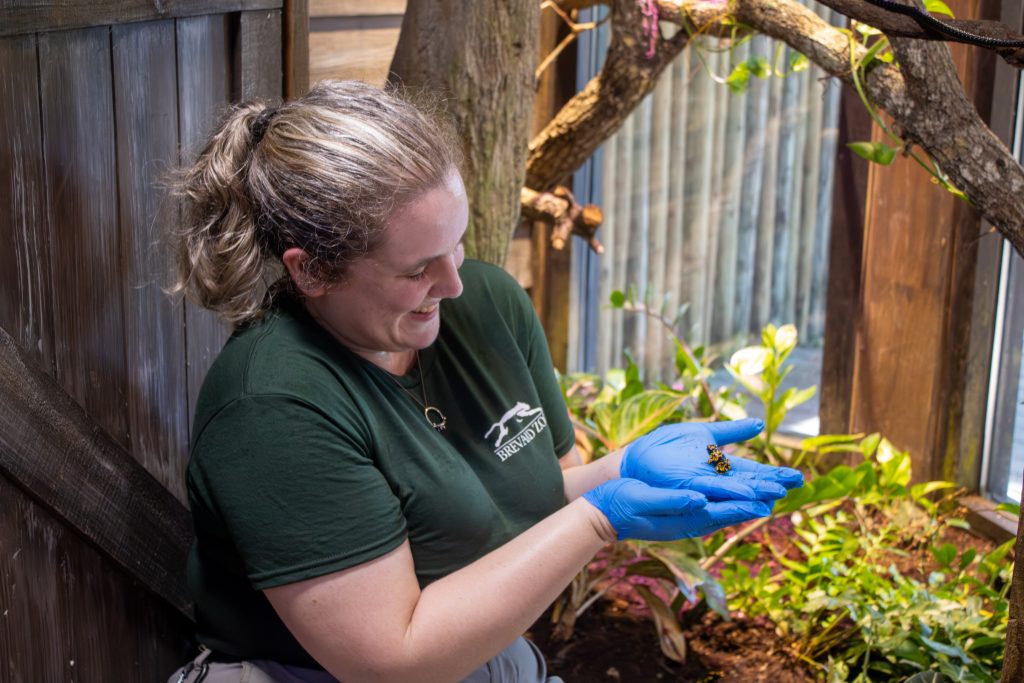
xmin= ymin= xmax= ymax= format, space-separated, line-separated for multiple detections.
xmin=407 ymin=270 xmax=427 ymax=281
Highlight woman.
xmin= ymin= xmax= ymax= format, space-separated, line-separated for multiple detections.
xmin=169 ymin=80 xmax=802 ymax=683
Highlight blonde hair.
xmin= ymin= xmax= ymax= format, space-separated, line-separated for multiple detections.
xmin=170 ymin=80 xmax=462 ymax=324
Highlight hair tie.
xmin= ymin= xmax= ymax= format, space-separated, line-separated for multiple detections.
xmin=250 ymin=107 xmax=278 ymax=146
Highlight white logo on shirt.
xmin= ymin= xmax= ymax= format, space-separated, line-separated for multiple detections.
xmin=485 ymin=402 xmax=547 ymax=462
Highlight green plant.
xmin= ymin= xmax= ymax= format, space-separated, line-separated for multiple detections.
xmin=558 ymin=299 xmax=1011 ymax=680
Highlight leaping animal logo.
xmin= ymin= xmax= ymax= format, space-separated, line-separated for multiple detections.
xmin=485 ymin=402 xmax=543 ymax=447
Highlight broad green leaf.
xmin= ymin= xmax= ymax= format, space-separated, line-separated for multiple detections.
xmin=783 ymin=385 xmax=817 ymax=412
xmin=924 ymin=0 xmax=955 ymax=18
xmin=802 ymin=433 xmax=864 ymax=450
xmin=930 ymin=543 xmax=956 ymax=569
xmin=788 ymin=52 xmax=809 ymax=73
xmin=605 ymin=390 xmax=687 ymax=447
xmin=726 ymin=62 xmax=751 ymax=93
xmin=910 ymin=481 xmax=955 ymax=500
xmin=748 ymin=55 xmax=771 ymax=79
xmin=996 ymin=501 xmax=1021 ymax=516
xmin=609 ymin=289 xmax=626 ymax=308
xmin=847 ymin=141 xmax=898 ymax=166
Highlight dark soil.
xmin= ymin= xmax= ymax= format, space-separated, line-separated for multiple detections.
xmin=528 ymin=602 xmax=816 ymax=682
xmin=527 ymin=506 xmax=999 ymax=683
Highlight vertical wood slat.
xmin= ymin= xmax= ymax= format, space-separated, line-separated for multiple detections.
xmin=39 ymin=27 xmax=129 ymax=446
xmin=626 ymin=96 xmax=652 ymax=371
xmin=664 ymin=51 xmax=688 ymax=376
xmin=0 ymin=35 xmax=53 ymax=374
xmin=713 ymin=40 xmax=749 ymax=342
xmin=785 ymin=65 xmax=809 ymax=326
xmin=648 ymin=69 xmax=672 ymax=379
xmin=611 ymin=115 xmax=634 ymax=369
xmin=736 ymin=35 xmax=770 ymax=337
xmin=112 ymin=20 xmax=190 ymax=502
xmin=809 ymin=16 xmax=843 ymax=344
xmin=597 ymin=137 xmax=617 ymax=375
xmin=705 ymin=47 xmax=728 ymax=346
xmin=753 ymin=70 xmax=783 ymax=332
xmin=177 ymin=14 xmax=234 ymax=433
xmin=284 ymin=0 xmax=310 ymax=99
xmin=682 ymin=41 xmax=714 ymax=347
xmin=797 ymin=59 xmax=825 ymax=338
xmin=238 ymin=9 xmax=284 ymax=100
xmin=772 ymin=49 xmax=801 ymax=324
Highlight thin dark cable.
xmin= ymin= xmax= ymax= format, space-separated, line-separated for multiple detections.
xmin=861 ymin=0 xmax=1024 ymax=49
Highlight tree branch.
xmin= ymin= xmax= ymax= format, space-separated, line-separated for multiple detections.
xmin=533 ymin=0 xmax=1024 ymax=256
xmin=526 ymin=0 xmax=725 ymax=190
xmin=816 ymin=0 xmax=1024 ymax=69
xmin=730 ymin=0 xmax=1024 ymax=256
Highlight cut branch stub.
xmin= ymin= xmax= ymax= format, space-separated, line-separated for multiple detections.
xmin=521 ymin=186 xmax=605 ymax=252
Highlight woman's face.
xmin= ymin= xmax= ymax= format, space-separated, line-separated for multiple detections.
xmin=304 ymin=171 xmax=469 ymax=367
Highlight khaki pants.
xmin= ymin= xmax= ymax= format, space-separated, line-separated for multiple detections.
xmin=169 ymin=638 xmax=563 ymax=683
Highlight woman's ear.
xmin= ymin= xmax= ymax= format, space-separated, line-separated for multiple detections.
xmin=282 ymin=248 xmax=329 ymax=298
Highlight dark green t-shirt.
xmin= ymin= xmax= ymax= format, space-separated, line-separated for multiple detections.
xmin=186 ymin=260 xmax=574 ymax=665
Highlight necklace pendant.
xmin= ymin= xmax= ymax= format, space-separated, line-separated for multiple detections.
xmin=424 ymin=406 xmax=447 ymax=432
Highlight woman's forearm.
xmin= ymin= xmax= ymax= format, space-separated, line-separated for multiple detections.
xmin=270 ymin=497 xmax=617 ymax=683
xmin=561 ymin=448 xmax=624 ymax=501
xmin=400 ymin=498 xmax=613 ymax=680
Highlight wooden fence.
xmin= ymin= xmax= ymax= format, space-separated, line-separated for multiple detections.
xmin=582 ymin=2 xmax=843 ymax=380
xmin=0 ymin=2 xmax=297 ymax=678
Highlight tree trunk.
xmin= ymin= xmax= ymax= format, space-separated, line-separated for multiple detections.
xmin=388 ymin=0 xmax=539 ymax=265
xmin=1004 ymin=504 xmax=1024 ymax=682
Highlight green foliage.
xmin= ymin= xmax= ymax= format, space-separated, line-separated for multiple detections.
xmin=559 ymin=311 xmax=1011 ymax=681
xmin=848 ymin=141 xmax=898 ymax=166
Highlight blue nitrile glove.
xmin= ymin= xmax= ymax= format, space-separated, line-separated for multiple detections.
xmin=582 ymin=478 xmax=771 ymax=541
xmin=621 ymin=419 xmax=804 ymax=502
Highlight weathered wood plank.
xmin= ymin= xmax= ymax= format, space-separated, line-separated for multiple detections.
xmin=648 ymin=74 xmax=672 ymax=378
xmin=682 ymin=43 xmax=714 ymax=346
xmin=0 ymin=0 xmax=280 ymax=37
xmin=0 ymin=476 xmax=190 ymax=680
xmin=0 ymin=325 xmax=194 ymax=616
xmin=771 ymin=49 xmax=802 ymax=324
xmin=238 ymin=9 xmax=284 ymax=100
xmin=796 ymin=63 xmax=825 ymax=339
xmin=735 ymin=36 xmax=770 ymax=338
xmin=752 ymin=67 xmax=783 ymax=332
xmin=284 ymin=0 xmax=310 ymax=99
xmin=713 ymin=41 xmax=748 ymax=342
xmin=309 ymin=23 xmax=403 ymax=87
xmin=310 ymin=0 xmax=406 ymax=16
xmin=112 ymin=20 xmax=190 ymax=502
xmin=819 ymin=84 xmax=872 ymax=435
xmin=0 ymin=35 xmax=54 ymax=374
xmin=39 ymin=27 xmax=129 ymax=446
xmin=177 ymin=14 xmax=234 ymax=435
xmin=664 ymin=50 xmax=688 ymax=372
xmin=625 ymin=97 xmax=651 ymax=368
xmin=705 ymin=48 xmax=728 ymax=346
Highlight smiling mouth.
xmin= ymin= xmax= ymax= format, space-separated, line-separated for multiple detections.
xmin=412 ymin=304 xmax=438 ymax=314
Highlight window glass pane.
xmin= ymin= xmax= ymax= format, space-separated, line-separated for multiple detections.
xmin=983 ymin=74 xmax=1024 ymax=504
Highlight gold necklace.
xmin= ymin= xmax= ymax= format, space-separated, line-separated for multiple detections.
xmin=388 ymin=350 xmax=447 ymax=432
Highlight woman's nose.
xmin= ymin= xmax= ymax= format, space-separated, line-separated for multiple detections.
xmin=432 ymin=253 xmax=463 ymax=299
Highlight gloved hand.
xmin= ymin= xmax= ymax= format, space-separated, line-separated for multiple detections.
xmin=621 ymin=419 xmax=804 ymax=502
xmin=582 ymin=478 xmax=771 ymax=541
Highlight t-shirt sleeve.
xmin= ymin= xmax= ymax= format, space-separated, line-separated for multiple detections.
xmin=188 ymin=395 xmax=407 ymax=590
xmin=481 ymin=264 xmax=575 ymax=458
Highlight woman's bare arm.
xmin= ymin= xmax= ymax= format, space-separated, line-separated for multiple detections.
xmin=264 ymin=497 xmax=615 ymax=683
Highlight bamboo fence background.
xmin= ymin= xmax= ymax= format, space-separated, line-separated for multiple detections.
xmin=571 ymin=3 xmax=844 ymax=381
